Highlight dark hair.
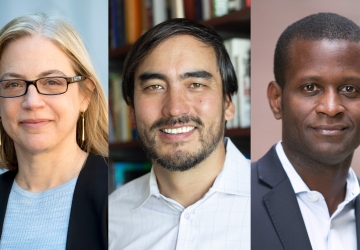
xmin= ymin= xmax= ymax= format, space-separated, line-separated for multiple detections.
xmin=122 ymin=18 xmax=238 ymax=106
xmin=274 ymin=12 xmax=360 ymax=89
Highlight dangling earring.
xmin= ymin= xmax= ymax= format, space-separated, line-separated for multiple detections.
xmin=81 ymin=112 xmax=85 ymax=142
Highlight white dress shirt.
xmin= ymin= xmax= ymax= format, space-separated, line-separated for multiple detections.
xmin=276 ymin=141 xmax=360 ymax=250
xmin=109 ymin=138 xmax=250 ymax=250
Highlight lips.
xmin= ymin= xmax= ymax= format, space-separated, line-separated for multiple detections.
xmin=20 ymin=119 xmax=51 ymax=128
xmin=311 ymin=124 xmax=348 ymax=135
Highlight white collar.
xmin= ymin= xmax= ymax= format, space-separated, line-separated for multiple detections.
xmin=275 ymin=141 xmax=360 ymax=202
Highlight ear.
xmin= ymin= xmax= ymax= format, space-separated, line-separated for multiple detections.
xmin=128 ymin=105 xmax=136 ymax=124
xmin=224 ymin=95 xmax=235 ymax=121
xmin=267 ymin=81 xmax=283 ymax=120
xmin=80 ymin=78 xmax=95 ymax=111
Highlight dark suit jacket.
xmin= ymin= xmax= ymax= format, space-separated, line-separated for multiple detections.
xmin=0 ymin=153 xmax=108 ymax=250
xmin=252 ymin=145 xmax=360 ymax=250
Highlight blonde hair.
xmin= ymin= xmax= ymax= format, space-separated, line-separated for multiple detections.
xmin=0 ymin=13 xmax=108 ymax=171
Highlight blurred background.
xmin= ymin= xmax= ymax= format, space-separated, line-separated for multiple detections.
xmin=251 ymin=0 xmax=360 ymax=174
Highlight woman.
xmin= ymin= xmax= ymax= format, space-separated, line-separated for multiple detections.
xmin=0 ymin=13 xmax=108 ymax=249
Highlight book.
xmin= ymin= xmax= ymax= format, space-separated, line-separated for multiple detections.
xmin=225 ymin=38 xmax=251 ymax=128
xmin=202 ymin=0 xmax=212 ymax=20
xmin=184 ymin=0 xmax=196 ymax=20
xmin=124 ymin=0 xmax=142 ymax=44
xmin=152 ymin=0 xmax=167 ymax=26
xmin=171 ymin=0 xmax=185 ymax=18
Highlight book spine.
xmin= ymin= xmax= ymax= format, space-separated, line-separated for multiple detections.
xmin=202 ymin=0 xmax=211 ymax=20
xmin=171 ymin=0 xmax=185 ymax=18
xmin=124 ymin=0 xmax=142 ymax=44
xmin=152 ymin=0 xmax=167 ymax=26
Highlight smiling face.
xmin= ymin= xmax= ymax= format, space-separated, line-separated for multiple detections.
xmin=132 ymin=35 xmax=234 ymax=171
xmin=0 ymin=35 xmax=88 ymax=155
xmin=277 ymin=39 xmax=360 ymax=164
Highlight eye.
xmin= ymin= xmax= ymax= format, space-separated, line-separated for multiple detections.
xmin=3 ymin=80 xmax=24 ymax=89
xmin=303 ymin=84 xmax=319 ymax=92
xmin=340 ymin=85 xmax=357 ymax=93
xmin=146 ymin=84 xmax=163 ymax=90
xmin=189 ymin=83 xmax=203 ymax=88
xmin=44 ymin=78 xmax=62 ymax=86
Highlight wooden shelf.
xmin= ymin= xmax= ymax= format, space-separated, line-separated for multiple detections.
xmin=226 ymin=127 xmax=250 ymax=137
xmin=109 ymin=8 xmax=250 ymax=60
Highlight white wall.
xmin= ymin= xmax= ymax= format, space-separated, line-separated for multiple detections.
xmin=0 ymin=0 xmax=108 ymax=96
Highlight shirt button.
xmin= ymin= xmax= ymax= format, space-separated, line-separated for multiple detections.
xmin=309 ymin=194 xmax=318 ymax=202
xmin=184 ymin=212 xmax=190 ymax=219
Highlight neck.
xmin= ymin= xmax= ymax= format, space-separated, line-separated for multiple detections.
xmin=14 ymin=142 xmax=87 ymax=192
xmin=153 ymin=142 xmax=226 ymax=208
xmin=282 ymin=142 xmax=352 ymax=215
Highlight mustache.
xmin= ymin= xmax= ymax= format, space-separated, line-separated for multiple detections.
xmin=150 ymin=115 xmax=204 ymax=130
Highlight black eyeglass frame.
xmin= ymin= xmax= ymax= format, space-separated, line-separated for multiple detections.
xmin=0 ymin=76 xmax=85 ymax=98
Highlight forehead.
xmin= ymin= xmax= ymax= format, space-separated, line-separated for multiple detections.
xmin=0 ymin=35 xmax=74 ymax=78
xmin=135 ymin=35 xmax=219 ymax=77
xmin=285 ymin=38 xmax=360 ymax=84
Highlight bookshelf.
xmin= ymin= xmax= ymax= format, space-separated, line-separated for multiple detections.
xmin=109 ymin=4 xmax=251 ymax=190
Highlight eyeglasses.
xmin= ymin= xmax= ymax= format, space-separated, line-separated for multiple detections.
xmin=0 ymin=76 xmax=84 ymax=98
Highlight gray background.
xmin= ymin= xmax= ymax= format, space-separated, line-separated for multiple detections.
xmin=0 ymin=0 xmax=108 ymax=96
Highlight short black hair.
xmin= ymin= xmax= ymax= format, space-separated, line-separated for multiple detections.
xmin=274 ymin=12 xmax=360 ymax=89
xmin=122 ymin=18 xmax=238 ymax=106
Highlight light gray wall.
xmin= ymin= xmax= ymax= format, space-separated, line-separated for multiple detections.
xmin=251 ymin=0 xmax=360 ymax=175
xmin=0 ymin=0 xmax=108 ymax=96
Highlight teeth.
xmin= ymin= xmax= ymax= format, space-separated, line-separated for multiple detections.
xmin=163 ymin=126 xmax=195 ymax=134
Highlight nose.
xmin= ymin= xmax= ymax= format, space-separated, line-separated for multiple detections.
xmin=21 ymin=85 xmax=45 ymax=110
xmin=161 ymin=87 xmax=190 ymax=117
xmin=315 ymin=89 xmax=345 ymax=117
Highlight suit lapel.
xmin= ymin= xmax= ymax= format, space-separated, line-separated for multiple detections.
xmin=355 ymin=187 xmax=360 ymax=250
xmin=258 ymin=147 xmax=312 ymax=250
xmin=0 ymin=171 xmax=17 ymax=240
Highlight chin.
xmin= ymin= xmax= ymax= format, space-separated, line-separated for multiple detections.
xmin=306 ymin=142 xmax=355 ymax=163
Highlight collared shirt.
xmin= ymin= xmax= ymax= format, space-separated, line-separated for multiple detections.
xmin=276 ymin=141 xmax=360 ymax=250
xmin=109 ymin=138 xmax=250 ymax=250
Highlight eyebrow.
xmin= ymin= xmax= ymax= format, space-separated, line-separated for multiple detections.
xmin=0 ymin=70 xmax=67 ymax=80
xmin=138 ymin=72 xmax=168 ymax=84
xmin=180 ymin=70 xmax=213 ymax=80
xmin=138 ymin=70 xmax=213 ymax=85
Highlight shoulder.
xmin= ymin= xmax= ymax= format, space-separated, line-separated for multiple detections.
xmin=0 ymin=170 xmax=16 ymax=181
xmin=74 ymin=153 xmax=108 ymax=205
xmin=0 ymin=170 xmax=16 ymax=189
xmin=109 ymin=172 xmax=150 ymax=207
xmin=79 ymin=153 xmax=108 ymax=183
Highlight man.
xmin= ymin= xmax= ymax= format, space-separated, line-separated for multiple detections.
xmin=252 ymin=13 xmax=360 ymax=250
xmin=109 ymin=19 xmax=250 ymax=249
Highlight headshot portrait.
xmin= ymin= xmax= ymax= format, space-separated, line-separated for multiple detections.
xmin=251 ymin=1 xmax=360 ymax=249
xmin=0 ymin=1 xmax=108 ymax=249
xmin=109 ymin=18 xmax=250 ymax=249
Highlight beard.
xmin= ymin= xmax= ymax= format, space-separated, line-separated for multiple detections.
xmin=136 ymin=114 xmax=225 ymax=172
